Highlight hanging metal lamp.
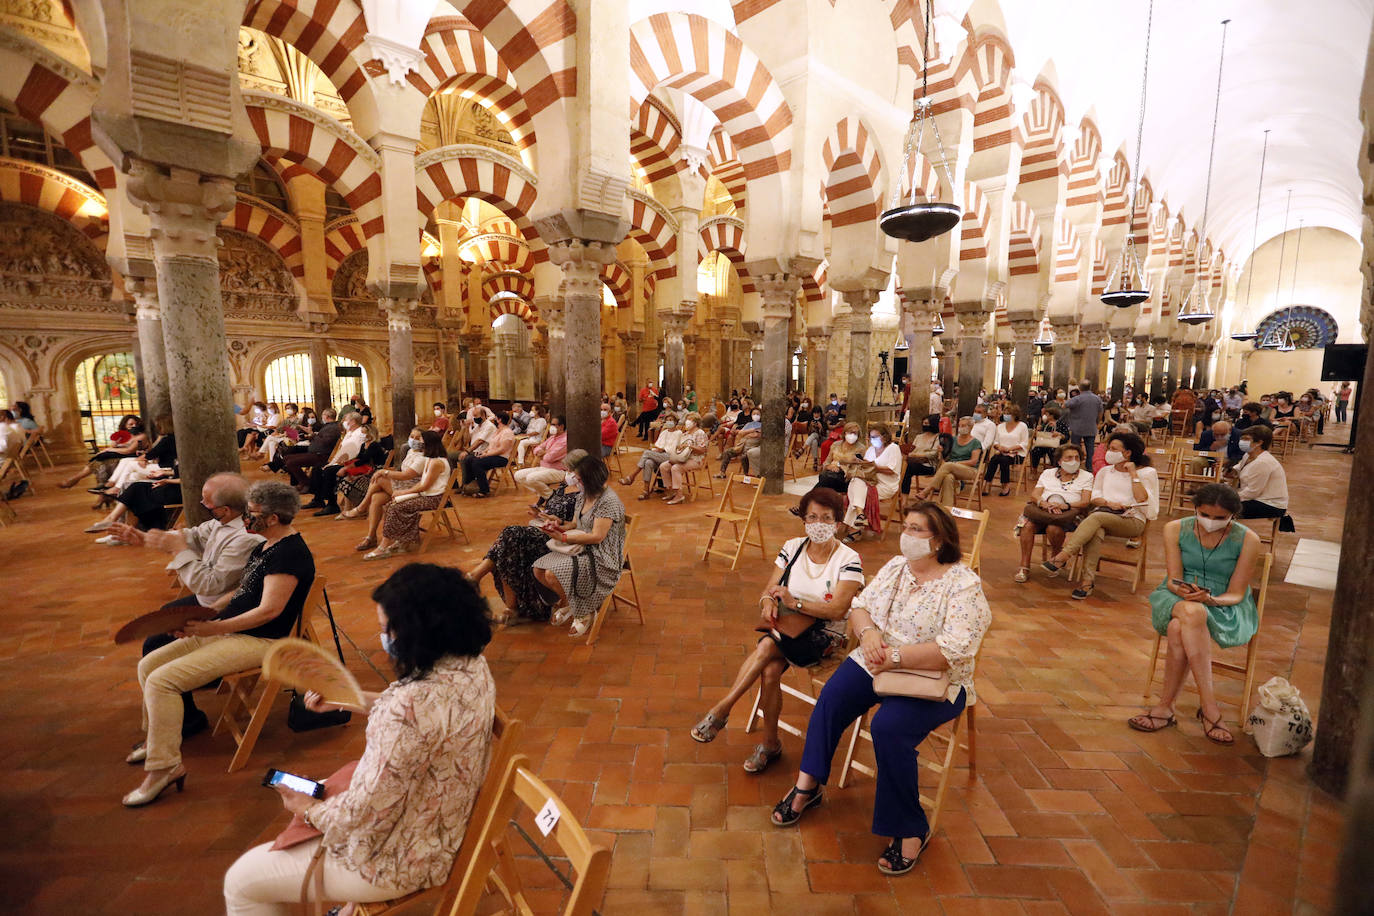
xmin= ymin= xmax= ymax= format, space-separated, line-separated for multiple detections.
xmin=1178 ymin=20 xmax=1230 ymax=325
xmin=1258 ymin=191 xmax=1295 ymax=351
xmin=880 ymin=0 xmax=962 ymax=243
xmin=1103 ymin=0 xmax=1156 ymax=308
xmin=1275 ymin=219 xmax=1304 ymax=352
xmin=931 ymin=311 xmax=946 ymax=336
xmin=1231 ymin=131 xmax=1270 ymax=342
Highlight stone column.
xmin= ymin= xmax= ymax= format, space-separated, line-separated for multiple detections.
xmin=1108 ymin=328 xmax=1132 ymax=405
xmin=743 ymin=321 xmax=765 ymax=402
xmin=620 ymin=330 xmax=641 ymax=405
xmin=996 ymin=343 xmax=1013 ymax=391
xmin=843 ymin=289 xmax=879 ymax=434
xmin=758 ymin=274 xmax=801 ymax=494
xmin=307 ymin=335 xmax=333 ymax=415
xmin=1195 ymin=344 xmax=1212 ymax=389
xmin=1131 ymin=334 xmax=1150 ymax=400
xmin=952 ymin=303 xmax=990 ymax=418
xmin=1049 ymin=317 xmax=1076 ymax=394
xmin=808 ymin=328 xmax=830 ymax=404
xmin=938 ymin=322 xmax=959 ymax=403
xmin=1166 ymin=341 xmax=1184 ymax=394
xmin=1180 ymin=343 xmax=1197 ymax=391
xmin=126 ymin=162 xmax=238 ymax=526
xmin=128 ymin=276 xmax=171 ymax=430
xmin=1080 ymin=324 xmax=1105 ymax=391
xmin=542 ymin=302 xmax=565 ymax=414
xmin=381 ymin=297 xmax=418 ymax=443
xmin=438 ymin=323 xmax=463 ymax=401
xmin=1150 ymin=336 xmax=1169 ymax=399
xmin=1009 ymin=320 xmax=1038 ymax=405
xmin=659 ymin=311 xmax=689 ymax=402
xmin=903 ymin=299 xmax=937 ymax=427
xmin=550 ymin=240 xmax=617 ymax=456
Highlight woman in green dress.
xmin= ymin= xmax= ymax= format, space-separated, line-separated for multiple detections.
xmin=1131 ymin=483 xmax=1261 ymax=744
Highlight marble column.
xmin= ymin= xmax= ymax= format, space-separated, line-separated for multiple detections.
xmin=126 ymin=161 xmax=238 ymax=526
xmin=996 ymin=343 xmax=1013 ymax=391
xmin=1108 ymin=328 xmax=1132 ymax=405
xmin=128 ymin=276 xmax=171 ymax=431
xmin=758 ymin=274 xmax=801 ymax=494
xmin=952 ymin=304 xmax=990 ymax=418
xmin=308 ymin=335 xmax=333 ymax=415
xmin=381 ymin=298 xmax=418 ymax=443
xmin=439 ymin=324 xmax=463 ymax=401
xmin=808 ymin=328 xmax=830 ymax=405
xmin=1049 ymin=318 xmax=1077 ymax=394
xmin=1165 ymin=341 xmax=1184 ymax=394
xmin=1009 ymin=320 xmax=1038 ymax=405
xmin=550 ymin=240 xmax=617 ymax=456
xmin=1150 ymin=336 xmax=1169 ymax=399
xmin=843 ymin=289 xmax=879 ymax=434
xmin=660 ymin=311 xmax=689 ymax=403
xmin=543 ymin=305 xmax=566 ymax=415
xmin=1080 ymin=324 xmax=1106 ymax=392
xmin=743 ymin=322 xmax=765 ymax=402
xmin=1131 ymin=334 xmax=1150 ymax=400
xmin=1195 ymin=345 xmax=1212 ymax=389
xmin=938 ymin=325 xmax=959 ymax=403
xmin=902 ymin=298 xmax=937 ymax=428
xmin=620 ymin=330 xmax=642 ymax=405
xmin=1180 ymin=343 xmax=1197 ymax=391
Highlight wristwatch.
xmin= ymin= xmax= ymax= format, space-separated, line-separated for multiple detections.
xmin=889 ymin=647 xmax=901 ymax=666
xmin=795 ymin=598 xmax=804 ymax=612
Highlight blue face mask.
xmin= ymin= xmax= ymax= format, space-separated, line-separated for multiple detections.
xmin=380 ymin=631 xmax=397 ymax=660
xmin=1238 ymin=439 xmax=1252 ymax=453
xmin=408 ymin=437 xmax=423 ymax=450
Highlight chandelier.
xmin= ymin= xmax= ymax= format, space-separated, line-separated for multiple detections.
xmin=1178 ymin=20 xmax=1231 ymax=325
xmin=1103 ymin=0 xmax=1155 ymax=308
xmin=1258 ymin=191 xmax=1294 ymax=350
xmin=1230 ymin=130 xmax=1270 ymax=342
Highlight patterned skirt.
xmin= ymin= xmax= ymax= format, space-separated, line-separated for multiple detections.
xmin=336 ymin=470 xmax=374 ymax=506
xmin=381 ymin=493 xmax=441 ymax=542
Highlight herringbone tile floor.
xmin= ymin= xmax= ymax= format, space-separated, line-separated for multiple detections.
xmin=0 ymin=429 xmax=1349 ymax=914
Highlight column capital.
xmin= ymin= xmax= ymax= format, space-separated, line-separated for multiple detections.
xmin=900 ymin=286 xmax=945 ymax=307
xmin=125 ymin=160 xmax=236 ymax=260
xmin=756 ymin=274 xmax=803 ymax=320
xmin=127 ymin=275 xmax=160 ymax=321
xmin=380 ymin=296 xmax=419 ymax=332
xmin=951 ymin=299 xmax=992 ymax=318
xmin=1151 ymin=335 xmax=1169 ymax=348
xmin=1180 ymin=341 xmax=1198 ymax=353
xmin=1109 ymin=326 xmax=1134 ymax=345
xmin=549 ymin=238 xmax=619 ymax=295
xmin=841 ymin=287 xmax=881 ymax=314
xmin=1009 ymin=319 xmax=1039 ymax=344
xmin=1132 ymin=333 xmax=1152 ymax=347
xmin=997 ymin=341 xmax=1014 ymax=354
xmin=658 ymin=311 xmax=691 ymax=339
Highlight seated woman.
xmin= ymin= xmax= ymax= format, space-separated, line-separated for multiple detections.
xmin=363 ymin=431 xmax=452 ymax=559
xmin=1042 ymin=430 xmax=1159 ymax=600
xmin=514 ymin=404 xmax=549 ymax=466
xmin=1014 ymin=444 xmax=1093 ymax=583
xmin=223 ymin=563 xmax=494 ymax=914
xmin=981 ymin=406 xmax=1028 ymax=497
xmin=621 ymin=413 xmax=683 ymax=498
xmin=690 ymin=487 xmax=862 ymax=773
xmin=663 ymin=412 xmax=710 ymax=505
xmin=344 ymin=428 xmax=428 ymax=547
xmin=1028 ymin=406 xmax=1067 ymax=471
xmin=94 ymin=415 xmax=178 ymax=496
xmin=1131 ymin=484 xmax=1261 ymax=745
xmin=798 ymin=406 xmax=826 ymax=468
xmin=467 ymin=450 xmax=586 ymax=624
xmin=842 ymin=423 xmax=902 ymax=540
xmin=333 ymin=431 xmax=389 ymax=515
xmin=900 ymin=415 xmax=945 ymax=497
xmin=815 ymin=421 xmax=864 ymax=495
xmin=460 ymin=412 xmax=514 ymax=497
xmin=533 ymin=454 xmax=626 ymax=638
xmin=1230 ymin=424 xmax=1293 ymax=531
xmin=59 ymin=414 xmax=148 ymax=489
xmin=125 ymin=481 xmax=315 ymax=807
xmin=917 ymin=417 xmax=982 ymax=507
xmin=258 ymin=403 xmax=301 ymax=463
xmin=769 ymin=502 xmax=991 ymax=876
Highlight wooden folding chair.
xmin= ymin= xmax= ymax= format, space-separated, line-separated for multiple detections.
xmin=608 ymin=421 xmax=630 ymax=478
xmin=1070 ymin=519 xmax=1153 ymax=593
xmin=585 ymin=515 xmax=644 ymax=646
xmin=0 ymin=460 xmax=18 ymax=525
xmin=1169 ymin=447 xmax=1220 ymax=515
xmin=746 ymin=627 xmax=855 ymax=743
xmin=18 ymin=429 xmax=53 ymax=473
xmin=948 ymin=506 xmax=990 ymax=573
xmin=953 ymin=450 xmax=990 ymax=512
xmin=1251 ymin=515 xmax=1282 ymax=554
xmin=419 ymin=472 xmax=468 ymax=553
xmin=446 ymin=754 xmax=611 ymax=916
xmin=683 ymin=464 xmax=714 ymax=502
xmin=784 ymin=429 xmax=809 ymax=481
xmin=701 ymin=474 xmax=768 ymax=570
xmin=351 ymin=707 xmax=524 ymax=916
xmin=213 ymin=577 xmax=327 ymax=773
xmin=1169 ymin=407 xmax=1194 ymax=440
xmin=1142 ymin=553 xmax=1273 ymax=724
xmin=1148 ymin=446 xmax=1178 ymax=512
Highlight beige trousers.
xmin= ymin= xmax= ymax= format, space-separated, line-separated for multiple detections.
xmin=930 ymin=462 xmax=978 ymax=506
xmin=514 ymin=466 xmax=565 ymax=499
xmin=137 ymin=633 xmax=275 ymax=771
xmin=223 ymin=840 xmax=408 ymax=916
xmin=1062 ymin=512 xmax=1147 ymax=578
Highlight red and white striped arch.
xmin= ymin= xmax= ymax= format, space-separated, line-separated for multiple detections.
xmin=625 ymin=193 xmax=679 ymax=280
xmin=489 ymin=294 xmax=538 ymax=327
xmin=244 ymin=95 xmax=385 ymax=238
xmin=1209 ymin=249 xmax=1227 ymax=295
xmin=223 ymin=197 xmax=304 ymax=279
xmin=1007 ymin=199 xmax=1042 ymax=277
xmin=1144 ymin=194 xmax=1169 ymax=260
xmin=414 ymin=147 xmax=543 ymax=260
xmin=631 ymin=96 xmax=683 ymax=186
xmin=0 ymin=37 xmax=116 ymax=191
xmin=0 ymin=159 xmax=106 ymax=245
xmin=1053 ymin=218 xmax=1080 ymax=285
xmin=460 ymin=231 xmax=535 ymax=275
xmin=629 ymin=12 xmax=792 ymax=181
xmin=697 ymin=215 xmax=754 ymax=294
xmin=801 ymin=261 xmax=826 ymax=307
xmin=1090 ymin=239 xmax=1110 ymax=296
xmin=1018 ymin=82 xmax=1066 ymax=186
xmin=901 ymin=145 xmax=943 ymax=205
xmin=601 ymin=261 xmax=633 ymax=308
xmin=1065 ymin=117 xmax=1103 ymax=210
xmin=959 ymin=181 xmax=991 ymax=263
xmin=1173 ymin=222 xmax=1192 ymax=275
xmin=323 ymin=216 xmax=366 ymax=281
xmin=243 ymin=0 xmax=369 ymax=105
xmin=732 ymin=0 xmax=923 ymax=78
xmin=967 ymin=33 xmax=1016 ymax=153
xmin=820 ymin=117 xmax=883 ymax=229
xmin=408 ymin=19 xmax=535 ymax=154
xmin=483 ymin=271 xmax=535 ymax=302
xmin=446 ymin=0 xmax=577 ymax=120
xmin=1103 ymin=150 xmax=1131 ymax=227
xmin=707 ymin=126 xmax=747 ymax=213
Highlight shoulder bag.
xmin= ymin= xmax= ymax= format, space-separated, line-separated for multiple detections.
xmin=868 ymin=568 xmax=951 ymax=700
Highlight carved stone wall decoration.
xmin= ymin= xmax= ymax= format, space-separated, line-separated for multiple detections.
xmin=332 ymin=249 xmax=433 ymax=325
xmin=414 ymin=344 xmax=441 ymax=379
xmin=0 ymin=202 xmax=115 ymax=311
xmin=217 ymin=228 xmax=297 ymax=318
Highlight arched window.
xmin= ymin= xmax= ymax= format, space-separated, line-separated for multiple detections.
xmin=74 ymin=352 xmax=140 ymax=445
xmin=263 ymin=353 xmax=369 ymax=410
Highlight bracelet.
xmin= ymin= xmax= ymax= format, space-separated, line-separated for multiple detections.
xmin=857 ymin=625 xmax=877 ymax=640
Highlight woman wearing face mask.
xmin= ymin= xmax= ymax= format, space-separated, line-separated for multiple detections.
xmin=533 ymin=454 xmax=626 ymax=637
xmin=341 ymin=428 xmax=428 ymax=538
xmin=224 ymin=563 xmax=493 ymax=915
xmin=363 ymin=431 xmax=452 ymax=559
xmin=599 ymin=405 xmax=621 ymax=457
xmin=1015 ymin=444 xmax=1093 ymax=582
xmin=127 ymin=481 xmax=315 ymax=807
xmin=770 ymin=502 xmax=989 ymax=876
xmin=1131 ymin=484 xmax=1260 ymax=745
xmin=663 ymin=412 xmax=711 ymax=504
xmin=1028 ymin=405 xmax=1068 ymax=471
xmin=690 ymin=488 xmax=862 ymax=774
xmin=622 ymin=412 xmax=684 ymax=498
xmin=468 ymin=450 xmax=585 ymax=624
xmin=980 ymin=405 xmax=1028 ymax=497
xmin=842 ymin=423 xmax=902 ymax=540
xmin=916 ymin=418 xmax=983 ymax=506
xmin=1042 ymin=431 xmax=1159 ymax=599
xmin=816 ymin=421 xmax=867 ymax=496
xmin=900 ymin=415 xmax=946 ymax=497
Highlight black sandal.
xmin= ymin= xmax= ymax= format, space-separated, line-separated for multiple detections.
xmin=770 ymin=784 xmax=823 ymax=827
xmin=877 ymin=834 xmax=929 ymax=875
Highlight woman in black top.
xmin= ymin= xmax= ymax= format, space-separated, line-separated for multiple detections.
xmin=124 ymin=480 xmax=315 ymax=807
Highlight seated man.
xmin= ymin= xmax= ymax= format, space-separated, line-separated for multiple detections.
xmin=718 ymin=409 xmax=762 ymax=477
xmin=113 ymin=473 xmax=264 ymax=736
xmin=509 ymin=402 xmax=530 ymax=434
xmin=1188 ymin=420 xmax=1233 ymax=475
xmin=303 ymin=411 xmax=368 ymax=516
xmin=428 ymin=401 xmax=450 ymax=433
xmin=743 ymin=416 xmax=792 ymax=475
xmin=515 ymin=415 xmax=568 ymax=501
xmin=281 ymin=408 xmax=341 ymax=483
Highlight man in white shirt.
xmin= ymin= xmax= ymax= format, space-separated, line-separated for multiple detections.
xmin=970 ymin=408 xmax=998 ymax=450
xmin=113 ymin=473 xmax=264 ymax=737
xmin=304 ymin=411 xmax=368 ymax=515
xmin=928 ymin=384 xmax=944 ymax=417
xmin=1231 ymin=425 xmax=1291 ymax=529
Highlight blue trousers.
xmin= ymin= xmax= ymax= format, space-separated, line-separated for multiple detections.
xmin=799 ymin=657 xmax=965 ymax=839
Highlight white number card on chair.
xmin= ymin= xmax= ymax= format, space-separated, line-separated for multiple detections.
xmin=535 ymin=797 xmax=561 ymax=836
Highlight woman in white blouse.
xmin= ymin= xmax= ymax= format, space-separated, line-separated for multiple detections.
xmin=1042 ymin=430 xmax=1159 ymax=599
xmin=842 ymin=422 xmax=903 ymax=541
xmin=770 ymin=502 xmax=991 ymax=877
xmin=1015 ymin=443 xmax=1093 ymax=582
xmin=981 ymin=405 xmax=1029 ymax=497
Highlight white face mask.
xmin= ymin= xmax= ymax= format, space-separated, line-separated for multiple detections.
xmin=1238 ymin=439 xmax=1252 ymax=453
xmin=805 ymin=521 xmax=836 ymax=544
xmin=1104 ymin=450 xmax=1125 ymax=465
xmin=1196 ymin=514 xmax=1231 ymax=532
xmin=664 ymin=422 xmax=677 ymax=430
xmin=548 ymin=425 xmax=558 ymax=434
xmin=752 ymin=413 xmax=761 ymax=422
xmin=870 ymin=437 xmax=883 ymax=449
xmin=600 ymin=410 xmax=609 ymax=418
xmin=564 ymin=471 xmax=579 ymax=487
xmin=434 ymin=408 xmax=443 ymax=416
xmin=685 ymin=420 xmax=696 ymax=430
xmin=408 ymin=437 xmax=422 ymax=450
xmin=900 ymin=533 xmax=933 ymax=561
xmin=1002 ymin=414 xmax=1012 ymax=423
xmin=1060 ymin=460 xmax=1080 ymax=474
xmin=844 ymin=433 xmax=859 ymax=444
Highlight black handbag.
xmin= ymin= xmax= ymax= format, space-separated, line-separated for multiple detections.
xmin=286 ymin=587 xmax=353 ymax=732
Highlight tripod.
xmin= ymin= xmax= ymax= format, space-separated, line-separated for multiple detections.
xmin=873 ymin=350 xmax=894 ymax=405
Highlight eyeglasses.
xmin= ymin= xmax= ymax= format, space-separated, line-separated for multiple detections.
xmin=900 ymin=524 xmax=928 ymax=535
xmin=801 ymin=516 xmax=833 ymax=524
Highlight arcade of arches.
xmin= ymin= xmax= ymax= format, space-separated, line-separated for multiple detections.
xmin=2 ymin=0 xmax=1374 ymax=913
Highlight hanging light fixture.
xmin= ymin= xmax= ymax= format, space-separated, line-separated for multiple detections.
xmin=1258 ymin=190 xmax=1294 ymax=349
xmin=931 ymin=311 xmax=946 ymax=336
xmin=1231 ymin=131 xmax=1270 ymax=342
xmin=1178 ymin=21 xmax=1231 ymax=325
xmin=1276 ymin=220 xmax=1305 ymax=351
xmin=1033 ymin=316 xmax=1053 ymax=348
xmin=880 ymin=0 xmax=962 ymax=242
xmin=1103 ymin=0 xmax=1156 ymax=308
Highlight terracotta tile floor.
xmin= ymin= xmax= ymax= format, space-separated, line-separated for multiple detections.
xmin=0 ymin=428 xmax=1351 ymax=914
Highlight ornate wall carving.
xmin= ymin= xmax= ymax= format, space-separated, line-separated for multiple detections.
xmin=217 ymin=228 xmax=297 ymax=318
xmin=331 ymin=249 xmax=435 ymax=326
xmin=0 ymin=203 xmax=115 ymax=311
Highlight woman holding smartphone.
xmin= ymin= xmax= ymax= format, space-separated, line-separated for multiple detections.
xmin=1131 ymin=483 xmax=1261 ymax=745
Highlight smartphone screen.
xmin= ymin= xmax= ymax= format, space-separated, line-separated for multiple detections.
xmin=263 ymin=768 xmax=326 ymax=798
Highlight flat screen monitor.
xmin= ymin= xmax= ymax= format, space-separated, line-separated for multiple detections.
xmin=1320 ymin=344 xmax=1367 ymax=382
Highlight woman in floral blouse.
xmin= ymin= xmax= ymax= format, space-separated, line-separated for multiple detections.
xmin=223 ymin=563 xmax=495 ymax=914
xmin=768 ymin=502 xmax=991 ymax=877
